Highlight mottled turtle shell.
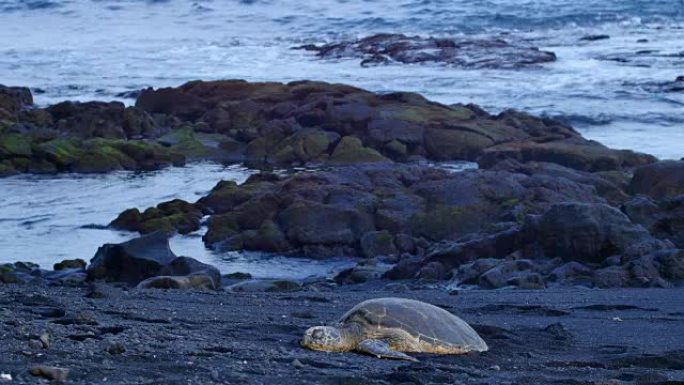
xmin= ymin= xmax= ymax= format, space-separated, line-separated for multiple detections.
xmin=339 ymin=297 xmax=488 ymax=353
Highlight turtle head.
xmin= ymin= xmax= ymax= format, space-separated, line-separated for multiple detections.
xmin=301 ymin=326 xmax=348 ymax=352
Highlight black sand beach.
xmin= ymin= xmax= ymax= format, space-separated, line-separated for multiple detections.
xmin=2 ymin=283 xmax=683 ymax=384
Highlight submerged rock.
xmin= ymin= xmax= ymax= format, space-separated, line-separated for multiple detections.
xmin=298 ymin=33 xmax=557 ymax=69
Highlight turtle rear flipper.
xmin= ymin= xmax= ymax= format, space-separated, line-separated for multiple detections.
xmin=356 ymin=339 xmax=419 ymax=362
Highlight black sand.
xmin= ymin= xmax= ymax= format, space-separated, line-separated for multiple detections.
xmin=2 ymin=283 xmax=683 ymax=384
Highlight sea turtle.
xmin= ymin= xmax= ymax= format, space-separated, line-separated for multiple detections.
xmin=301 ymin=297 xmax=488 ymax=361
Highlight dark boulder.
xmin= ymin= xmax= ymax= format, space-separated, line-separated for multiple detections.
xmin=87 ymin=232 xmax=220 ymax=288
xmin=527 ymin=203 xmax=666 ymax=264
xmin=630 ymin=161 xmax=684 ymax=199
xmin=48 ymin=101 xmax=157 ymax=139
xmin=87 ymin=232 xmax=177 ymax=284
xmin=623 ymin=195 xmax=684 ymax=248
xmin=0 ymin=85 xmax=32 ymax=119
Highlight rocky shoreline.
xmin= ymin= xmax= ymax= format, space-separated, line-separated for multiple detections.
xmin=2 ymin=79 xmax=683 ymax=290
xmin=1 ymin=78 xmax=683 ymax=383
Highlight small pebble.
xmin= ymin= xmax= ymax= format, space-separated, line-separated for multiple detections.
xmin=0 ymin=373 xmax=12 ymax=382
xmin=490 ymin=365 xmax=501 ymax=371
xmin=28 ymin=340 xmax=43 ymax=349
xmin=29 ymin=365 xmax=69 ymax=381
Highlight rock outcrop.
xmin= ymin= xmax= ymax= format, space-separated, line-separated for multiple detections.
xmin=1 ymin=80 xmax=654 ymax=176
xmin=297 ymin=33 xmax=557 ymax=69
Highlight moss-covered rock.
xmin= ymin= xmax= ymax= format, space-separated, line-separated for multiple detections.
xmin=54 ymin=259 xmax=86 ymax=271
xmin=424 ymin=127 xmax=494 ymax=160
xmin=0 ymin=160 xmax=18 ymax=176
xmin=18 ymin=108 xmax=53 ymax=127
xmin=329 ymin=136 xmax=388 ymax=164
xmin=138 ymin=214 xmax=199 ymax=234
xmin=271 ymin=129 xmax=337 ymax=163
xmin=0 ymin=133 xmax=33 ymax=157
xmin=479 ymin=139 xmax=656 ymax=172
xmin=111 ymin=199 xmax=203 ymax=234
xmin=158 ymin=127 xmax=212 ymax=159
xmin=83 ymin=139 xmax=137 ymax=169
xmin=27 ymin=158 xmax=58 ymax=174
xmin=384 ymin=139 xmax=408 ymax=158
xmin=73 ymin=151 xmax=123 ymax=173
xmin=34 ymin=138 xmax=82 ymax=168
xmin=113 ymin=140 xmax=185 ymax=170
xmin=409 ymin=204 xmax=487 ymax=241
xmin=198 ymin=180 xmax=266 ymax=214
xmin=243 ymin=220 xmax=291 ymax=252
xmin=203 ymin=213 xmax=241 ymax=246
xmin=110 ymin=208 xmax=143 ymax=231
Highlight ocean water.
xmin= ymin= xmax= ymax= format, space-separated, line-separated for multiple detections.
xmin=0 ymin=0 xmax=682 ymax=276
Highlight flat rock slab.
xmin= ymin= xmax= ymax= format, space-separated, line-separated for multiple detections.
xmin=1 ymin=284 xmax=683 ymax=384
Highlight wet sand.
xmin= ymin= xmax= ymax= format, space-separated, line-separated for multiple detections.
xmin=1 ymin=283 xmax=683 ymax=384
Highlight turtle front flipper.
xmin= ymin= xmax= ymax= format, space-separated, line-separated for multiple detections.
xmin=356 ymin=339 xmax=419 ymax=362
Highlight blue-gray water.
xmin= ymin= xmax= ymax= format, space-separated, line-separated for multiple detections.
xmin=0 ymin=0 xmax=682 ymax=276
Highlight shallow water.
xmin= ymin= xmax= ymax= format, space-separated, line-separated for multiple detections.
xmin=0 ymin=0 xmax=682 ymax=159
xmin=0 ymin=163 xmax=354 ymax=278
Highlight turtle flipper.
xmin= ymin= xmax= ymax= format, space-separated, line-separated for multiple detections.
xmin=356 ymin=339 xmax=419 ymax=362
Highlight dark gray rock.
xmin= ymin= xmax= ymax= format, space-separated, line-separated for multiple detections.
xmin=360 ymin=230 xmax=398 ymax=258
xmin=630 ymin=161 xmax=684 ymax=199
xmin=528 ymin=203 xmax=664 ymax=264
xmin=87 ymin=232 xmax=177 ymax=284
xmin=623 ymin=194 xmax=684 ymax=248
xmin=87 ymin=232 xmax=221 ymax=288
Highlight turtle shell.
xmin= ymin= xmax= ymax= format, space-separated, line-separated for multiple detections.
xmin=339 ymin=297 xmax=487 ymax=352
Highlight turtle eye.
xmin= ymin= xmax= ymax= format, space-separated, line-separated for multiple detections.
xmin=312 ymin=329 xmax=324 ymax=339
